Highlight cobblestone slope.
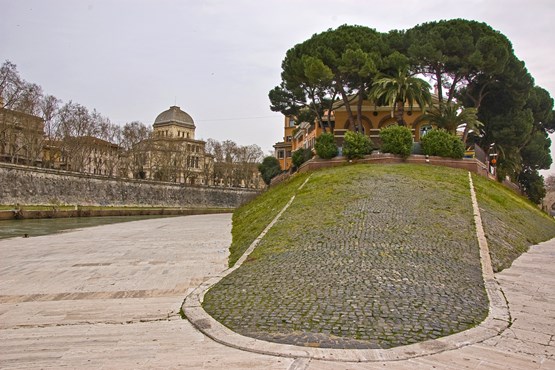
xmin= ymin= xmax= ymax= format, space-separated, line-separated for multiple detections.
xmin=203 ymin=164 xmax=489 ymax=349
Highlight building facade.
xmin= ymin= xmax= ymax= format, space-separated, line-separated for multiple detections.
xmin=0 ymin=106 xmax=45 ymax=166
xmin=132 ymin=105 xmax=214 ymax=185
xmin=274 ymin=99 xmax=434 ymax=171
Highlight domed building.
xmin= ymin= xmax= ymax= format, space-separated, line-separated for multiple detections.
xmin=134 ymin=106 xmax=214 ymax=185
xmin=153 ymin=105 xmax=196 ymax=140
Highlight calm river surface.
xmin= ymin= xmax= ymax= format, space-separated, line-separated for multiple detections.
xmin=0 ymin=215 xmax=175 ymax=240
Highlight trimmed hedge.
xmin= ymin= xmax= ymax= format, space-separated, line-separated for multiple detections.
xmin=421 ymin=129 xmax=465 ymax=158
xmin=379 ymin=125 xmax=413 ymax=158
xmin=343 ymin=131 xmax=373 ymax=159
xmin=292 ymin=147 xmax=314 ymax=168
xmin=315 ymin=132 xmax=338 ymax=159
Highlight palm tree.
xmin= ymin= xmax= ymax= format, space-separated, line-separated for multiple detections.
xmin=369 ymin=68 xmax=432 ymax=126
xmin=423 ymin=103 xmax=483 ymax=142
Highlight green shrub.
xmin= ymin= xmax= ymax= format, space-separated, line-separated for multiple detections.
xmin=451 ymin=136 xmax=465 ymax=158
xmin=379 ymin=125 xmax=413 ymax=158
xmin=518 ymin=168 xmax=546 ymax=204
xmin=258 ymin=156 xmax=282 ymax=185
xmin=291 ymin=147 xmax=314 ymax=168
xmin=421 ymin=129 xmax=465 ymax=158
xmin=314 ymin=132 xmax=338 ymax=159
xmin=343 ymin=131 xmax=373 ymax=159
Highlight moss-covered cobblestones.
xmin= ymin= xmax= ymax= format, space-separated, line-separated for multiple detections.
xmin=204 ymin=165 xmax=490 ymax=349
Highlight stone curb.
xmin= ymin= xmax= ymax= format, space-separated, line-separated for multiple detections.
xmin=181 ymin=172 xmax=510 ymax=362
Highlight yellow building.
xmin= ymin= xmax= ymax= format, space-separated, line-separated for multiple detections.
xmin=274 ymin=99 xmax=434 ymax=171
xmin=273 ymin=115 xmax=295 ymax=171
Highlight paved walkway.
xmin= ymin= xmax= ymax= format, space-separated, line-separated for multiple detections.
xmin=0 ymin=215 xmax=293 ymax=369
xmin=0 ymin=214 xmax=554 ymax=369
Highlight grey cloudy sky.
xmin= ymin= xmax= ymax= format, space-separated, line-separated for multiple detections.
xmin=2 ymin=0 xmax=555 ymax=170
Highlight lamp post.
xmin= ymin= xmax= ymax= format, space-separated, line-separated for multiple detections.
xmin=488 ymin=143 xmax=497 ymax=178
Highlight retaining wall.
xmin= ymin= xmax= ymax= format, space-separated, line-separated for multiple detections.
xmin=0 ymin=163 xmax=259 ymax=209
xmin=271 ymin=154 xmax=493 ymax=186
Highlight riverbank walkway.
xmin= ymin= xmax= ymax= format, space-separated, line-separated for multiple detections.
xmin=0 ymin=214 xmax=553 ymax=369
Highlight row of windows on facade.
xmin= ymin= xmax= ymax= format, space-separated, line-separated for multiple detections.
xmin=92 ymin=168 xmax=110 ymax=176
xmin=157 ymin=130 xmax=191 ymax=139
xmin=152 ymin=142 xmax=203 ymax=153
xmin=277 ymin=150 xmax=292 ymax=159
xmin=188 ymin=156 xmax=200 ymax=168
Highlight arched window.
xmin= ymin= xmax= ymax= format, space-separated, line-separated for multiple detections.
xmin=420 ymin=124 xmax=433 ymax=138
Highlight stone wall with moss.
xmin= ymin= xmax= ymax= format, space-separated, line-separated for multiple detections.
xmin=0 ymin=163 xmax=259 ymax=208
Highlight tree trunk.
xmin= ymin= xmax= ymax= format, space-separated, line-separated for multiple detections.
xmin=395 ymin=101 xmax=404 ymax=125
xmin=462 ymin=126 xmax=470 ymax=144
xmin=435 ymin=69 xmax=443 ymax=105
xmin=356 ymin=91 xmax=364 ymax=132
xmin=337 ymin=82 xmax=357 ymax=131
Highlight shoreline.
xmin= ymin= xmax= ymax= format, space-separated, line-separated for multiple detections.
xmin=0 ymin=207 xmax=233 ymax=220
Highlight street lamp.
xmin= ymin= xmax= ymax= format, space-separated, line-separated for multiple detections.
xmin=488 ymin=143 xmax=497 ymax=177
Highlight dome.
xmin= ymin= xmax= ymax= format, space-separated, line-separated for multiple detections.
xmin=153 ymin=105 xmax=195 ymax=128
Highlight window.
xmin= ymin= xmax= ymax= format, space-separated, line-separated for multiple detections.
xmin=277 ymin=150 xmax=285 ymax=159
xmin=420 ymin=124 xmax=432 ymax=138
xmin=288 ymin=118 xmax=295 ymax=127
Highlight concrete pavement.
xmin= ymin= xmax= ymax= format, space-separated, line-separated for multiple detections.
xmin=0 ymin=215 xmax=294 ymax=369
xmin=0 ymin=214 xmax=554 ymax=369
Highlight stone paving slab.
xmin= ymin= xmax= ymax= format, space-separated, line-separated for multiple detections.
xmin=0 ymin=215 xmax=293 ymax=369
xmin=0 ymin=213 xmax=554 ymax=369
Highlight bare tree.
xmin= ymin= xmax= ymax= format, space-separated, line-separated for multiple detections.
xmin=545 ymin=175 xmax=555 ymax=192
xmin=12 ymin=83 xmax=43 ymax=115
xmin=0 ymin=60 xmax=25 ymax=109
xmin=122 ymin=121 xmax=152 ymax=179
xmin=56 ymin=101 xmax=98 ymax=171
xmin=40 ymin=95 xmax=60 ymax=139
xmin=205 ymin=138 xmax=264 ymax=188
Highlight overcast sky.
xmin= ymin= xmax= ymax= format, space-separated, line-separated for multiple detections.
xmin=2 ymin=0 xmax=555 ymax=172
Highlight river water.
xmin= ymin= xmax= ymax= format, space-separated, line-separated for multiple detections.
xmin=0 ymin=215 xmax=175 ymax=240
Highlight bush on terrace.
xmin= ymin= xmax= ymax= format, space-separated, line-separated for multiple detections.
xmin=379 ymin=125 xmax=413 ymax=158
xmin=421 ymin=129 xmax=465 ymax=158
xmin=343 ymin=131 xmax=373 ymax=159
xmin=292 ymin=147 xmax=314 ymax=168
xmin=314 ymin=132 xmax=338 ymax=159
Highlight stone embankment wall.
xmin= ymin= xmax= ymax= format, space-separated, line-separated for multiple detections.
xmin=0 ymin=163 xmax=259 ymax=208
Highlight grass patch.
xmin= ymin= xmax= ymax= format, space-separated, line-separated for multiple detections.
xmin=228 ymin=172 xmax=310 ymax=267
xmin=207 ymin=164 xmax=490 ymax=348
xmin=179 ymin=307 xmax=186 ymax=319
xmin=472 ymin=174 xmax=555 ymax=272
xmin=207 ymin=164 xmax=555 ymax=349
